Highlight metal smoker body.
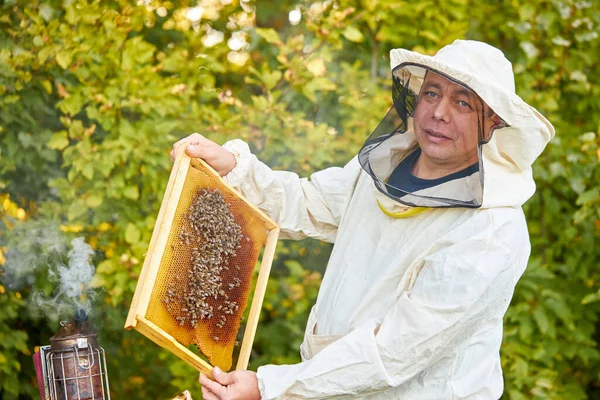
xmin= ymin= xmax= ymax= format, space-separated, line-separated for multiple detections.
xmin=37 ymin=314 xmax=111 ymax=400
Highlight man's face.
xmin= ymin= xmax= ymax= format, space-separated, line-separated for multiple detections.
xmin=413 ymin=72 xmax=483 ymax=171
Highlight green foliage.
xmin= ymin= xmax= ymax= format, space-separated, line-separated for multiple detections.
xmin=0 ymin=288 xmax=29 ymax=397
xmin=0 ymin=0 xmax=599 ymax=399
xmin=251 ymin=259 xmax=322 ymax=368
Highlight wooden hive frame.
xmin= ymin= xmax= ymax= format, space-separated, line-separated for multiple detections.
xmin=125 ymin=144 xmax=279 ymax=378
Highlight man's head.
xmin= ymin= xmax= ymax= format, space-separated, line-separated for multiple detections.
xmin=413 ymin=71 xmax=502 ymax=176
xmin=358 ymin=40 xmax=555 ymax=209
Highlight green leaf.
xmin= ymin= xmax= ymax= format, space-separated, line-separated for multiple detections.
xmin=96 ymin=259 xmax=117 ymax=275
xmin=56 ymin=51 xmax=73 ymax=69
xmin=69 ymin=120 xmax=86 ymax=139
xmin=82 ymin=163 xmax=94 ymax=180
xmin=256 ymin=28 xmax=282 ymax=45
xmin=532 ymin=308 xmax=550 ymax=334
xmin=342 ymin=26 xmax=364 ymax=43
xmin=545 ymin=298 xmax=574 ymax=329
xmin=67 ymin=199 xmax=87 ymax=220
xmin=47 ymin=131 xmax=69 ymax=150
xmin=85 ymin=193 xmax=103 ymax=208
xmin=59 ymin=93 xmax=85 ymax=116
xmin=285 ymin=260 xmax=304 ymax=277
xmin=38 ymin=46 xmax=52 ymax=63
xmin=262 ymin=70 xmax=282 ymax=90
xmin=33 ymin=36 xmax=44 ymax=47
xmin=302 ymin=77 xmax=337 ymax=102
xmin=125 ymin=223 xmax=141 ymax=244
xmin=122 ymin=36 xmax=156 ymax=70
xmin=123 ymin=186 xmax=139 ymax=200
xmin=576 ymin=188 xmax=600 ymax=205
xmin=582 ymin=289 xmax=600 ymax=305
xmin=17 ymin=132 xmax=34 ymax=148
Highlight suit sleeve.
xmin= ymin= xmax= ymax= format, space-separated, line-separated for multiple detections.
xmin=222 ymin=139 xmax=361 ymax=243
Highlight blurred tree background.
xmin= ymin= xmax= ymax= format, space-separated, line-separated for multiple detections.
xmin=1 ymin=0 xmax=599 ymax=398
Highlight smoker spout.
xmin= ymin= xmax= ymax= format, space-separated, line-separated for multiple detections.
xmin=74 ymin=309 xmax=88 ymax=324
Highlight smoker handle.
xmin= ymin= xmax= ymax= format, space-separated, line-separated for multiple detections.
xmin=73 ymin=344 xmax=96 ymax=370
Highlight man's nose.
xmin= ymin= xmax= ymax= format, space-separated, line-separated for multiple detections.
xmin=432 ymin=97 xmax=451 ymax=123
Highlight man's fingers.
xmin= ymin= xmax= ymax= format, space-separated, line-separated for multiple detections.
xmin=199 ymin=373 xmax=226 ymax=397
xmin=173 ymin=132 xmax=205 ymax=150
xmin=171 ymin=133 xmax=207 ymax=160
xmin=213 ymin=367 xmax=235 ymax=385
xmin=201 ymin=386 xmax=219 ymax=400
xmin=185 ymin=143 xmax=206 ymax=158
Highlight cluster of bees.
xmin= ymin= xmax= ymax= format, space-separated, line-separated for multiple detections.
xmin=165 ymin=187 xmax=246 ymax=336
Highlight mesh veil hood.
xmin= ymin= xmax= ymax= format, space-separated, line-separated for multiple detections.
xmin=371 ymin=40 xmax=556 ymax=209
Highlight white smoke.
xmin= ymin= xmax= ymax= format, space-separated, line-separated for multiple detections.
xmin=2 ymin=221 xmax=66 ymax=290
xmin=54 ymin=237 xmax=96 ymax=315
xmin=1 ymin=220 xmax=99 ymax=322
xmin=33 ymin=236 xmax=98 ymax=322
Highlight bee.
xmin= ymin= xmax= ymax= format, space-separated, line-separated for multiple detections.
xmin=177 ymin=187 xmax=245 ymax=329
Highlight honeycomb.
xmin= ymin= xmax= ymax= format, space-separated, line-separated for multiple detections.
xmin=145 ymin=158 xmax=268 ymax=371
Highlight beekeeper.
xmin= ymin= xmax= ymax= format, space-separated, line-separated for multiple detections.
xmin=173 ymin=40 xmax=555 ymax=399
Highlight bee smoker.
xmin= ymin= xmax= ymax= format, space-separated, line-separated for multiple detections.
xmin=33 ymin=310 xmax=111 ymax=400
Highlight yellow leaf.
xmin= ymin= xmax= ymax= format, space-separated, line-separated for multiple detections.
xmin=98 ymin=222 xmax=111 ymax=231
xmin=60 ymin=224 xmax=84 ymax=233
xmin=16 ymin=208 xmax=26 ymax=221
xmin=305 ymin=58 xmax=326 ymax=77
xmin=56 ymin=51 xmax=73 ymax=69
xmin=41 ymin=80 xmax=53 ymax=94
xmin=129 ymin=376 xmax=145 ymax=386
xmin=84 ymin=124 xmax=96 ymax=137
xmin=57 ymin=83 xmax=70 ymax=98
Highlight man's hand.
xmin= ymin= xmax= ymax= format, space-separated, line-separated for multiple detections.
xmin=199 ymin=367 xmax=261 ymax=400
xmin=170 ymin=133 xmax=236 ymax=177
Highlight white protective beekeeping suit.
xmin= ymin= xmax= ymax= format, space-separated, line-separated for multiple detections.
xmin=221 ymin=40 xmax=555 ymax=399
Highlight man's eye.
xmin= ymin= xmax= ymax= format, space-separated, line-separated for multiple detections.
xmin=425 ymin=91 xmax=437 ymax=98
xmin=458 ymin=100 xmax=472 ymax=108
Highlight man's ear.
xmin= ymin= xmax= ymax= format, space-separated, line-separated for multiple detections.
xmin=490 ymin=113 xmax=504 ymax=128
xmin=482 ymin=110 xmax=506 ymax=142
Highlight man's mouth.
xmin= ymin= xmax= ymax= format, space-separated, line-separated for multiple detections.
xmin=425 ymin=129 xmax=452 ymax=141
